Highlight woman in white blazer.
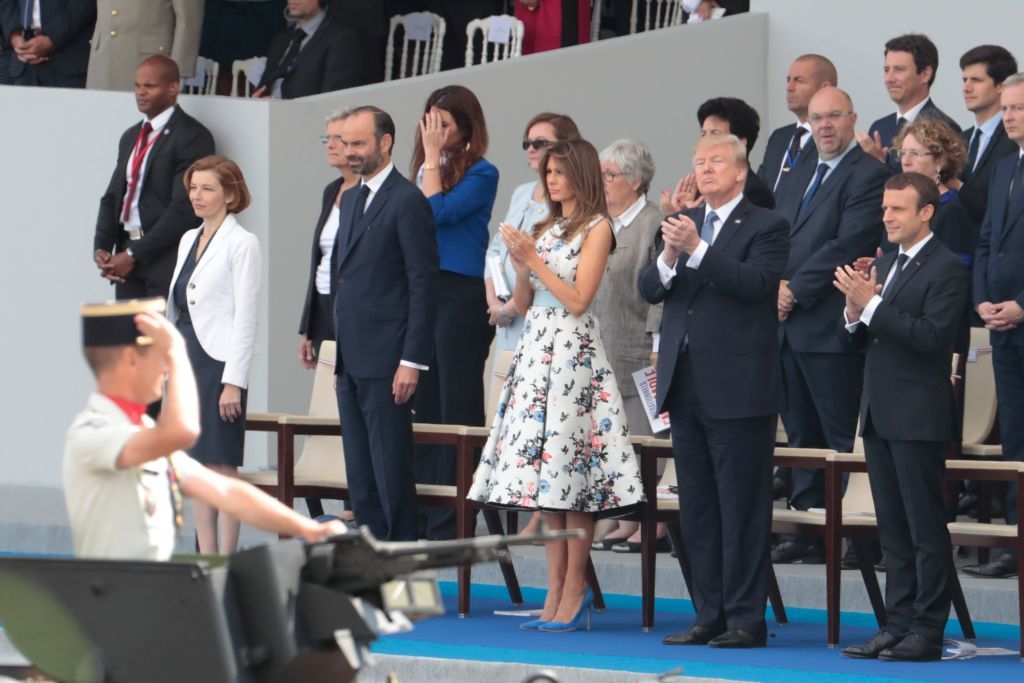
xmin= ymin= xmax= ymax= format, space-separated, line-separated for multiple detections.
xmin=167 ymin=156 xmax=260 ymax=555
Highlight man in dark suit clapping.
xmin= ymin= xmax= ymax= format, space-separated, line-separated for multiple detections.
xmin=253 ymin=0 xmax=361 ymax=99
xmin=93 ymin=56 xmax=215 ymax=299
xmin=641 ymin=134 xmax=789 ymax=648
xmin=859 ymin=34 xmax=961 ymax=172
xmin=333 ymin=106 xmax=439 ymax=541
xmin=837 ymin=173 xmax=967 ymax=661
xmin=964 ymin=73 xmax=1024 ymax=578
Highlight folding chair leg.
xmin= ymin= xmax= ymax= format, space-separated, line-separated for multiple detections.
xmin=851 ymin=537 xmax=886 ymax=628
xmin=767 ymin=564 xmax=788 ymax=624
xmin=482 ymin=508 xmax=524 ymax=605
xmin=641 ymin=517 xmax=656 ymax=631
xmin=665 ymin=523 xmax=694 ymax=599
xmin=949 ymin=565 xmax=975 ymax=639
xmin=585 ymin=556 xmax=606 ymax=611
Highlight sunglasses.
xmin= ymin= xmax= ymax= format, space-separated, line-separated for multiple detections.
xmin=522 ymin=138 xmax=553 ymax=151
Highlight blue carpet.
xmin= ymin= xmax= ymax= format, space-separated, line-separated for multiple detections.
xmin=375 ymin=583 xmax=1022 ymax=682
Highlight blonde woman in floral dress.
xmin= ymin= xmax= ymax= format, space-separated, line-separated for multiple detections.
xmin=468 ymin=139 xmax=643 ymax=632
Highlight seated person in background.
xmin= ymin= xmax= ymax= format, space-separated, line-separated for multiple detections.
xmin=253 ymin=0 xmax=361 ymax=99
xmin=661 ymin=97 xmax=775 ymax=213
xmin=65 ymin=299 xmax=346 ymax=561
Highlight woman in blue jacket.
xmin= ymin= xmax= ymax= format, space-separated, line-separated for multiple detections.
xmin=411 ymin=85 xmax=499 ymax=539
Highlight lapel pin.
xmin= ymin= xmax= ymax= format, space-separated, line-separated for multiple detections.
xmin=734 ymin=218 xmax=743 ymax=224
xmin=163 ymin=129 xmax=170 ymax=136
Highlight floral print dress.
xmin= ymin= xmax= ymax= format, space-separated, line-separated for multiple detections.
xmin=467 ymin=217 xmax=644 ymax=515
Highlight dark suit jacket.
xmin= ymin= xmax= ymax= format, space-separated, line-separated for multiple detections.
xmin=844 ymin=238 xmax=968 ymax=441
xmin=333 ymin=167 xmax=439 ymax=379
xmin=93 ymin=105 xmax=215 ymax=292
xmin=639 ymin=198 xmax=790 ymax=418
xmin=959 ymin=121 xmax=1019 ymax=226
xmin=0 ymin=0 xmax=95 ymax=83
xmin=756 ymin=123 xmax=816 ymax=193
xmin=257 ymin=14 xmax=362 ymax=99
xmin=974 ymin=150 xmax=1024 ymax=346
xmin=869 ymin=99 xmax=962 ymax=172
xmin=744 ymin=165 xmax=775 ymax=210
xmin=774 ymin=145 xmax=890 ymax=353
xmin=299 ymin=176 xmax=347 ymax=336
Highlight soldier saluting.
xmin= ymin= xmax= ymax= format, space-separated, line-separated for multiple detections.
xmin=65 ymin=298 xmax=346 ymax=560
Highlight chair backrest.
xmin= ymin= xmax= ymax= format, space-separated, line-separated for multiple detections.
xmin=180 ymin=56 xmax=219 ymax=96
xmin=962 ymin=326 xmax=997 ymax=446
xmin=230 ymin=57 xmax=267 ymax=97
xmin=294 ymin=341 xmax=345 ymax=483
xmin=385 ymin=12 xmax=446 ymax=81
xmin=465 ymin=15 xmax=524 ymax=67
xmin=630 ymin=0 xmax=683 ymax=33
xmin=842 ymin=472 xmax=875 ymax=515
xmin=590 ymin=0 xmax=603 ymax=42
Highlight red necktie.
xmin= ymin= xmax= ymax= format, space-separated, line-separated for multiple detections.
xmin=121 ymin=121 xmax=155 ymax=223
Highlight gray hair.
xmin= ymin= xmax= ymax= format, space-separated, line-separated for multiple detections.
xmin=325 ymin=109 xmax=346 ymax=124
xmin=1003 ymin=72 xmax=1024 ymax=89
xmin=599 ymin=139 xmax=656 ymax=195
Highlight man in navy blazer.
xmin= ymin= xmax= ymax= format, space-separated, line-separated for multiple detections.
xmin=773 ymin=88 xmax=890 ymax=564
xmin=953 ymin=45 xmax=1020 ymax=227
xmin=965 ymin=74 xmax=1024 ymax=578
xmin=837 ymin=173 xmax=967 ymax=661
xmin=0 ymin=0 xmax=95 ymax=87
xmin=641 ymin=134 xmax=789 ymax=648
xmin=860 ymin=34 xmax=961 ymax=173
xmin=757 ymin=54 xmax=836 ymax=196
xmin=333 ymin=106 xmax=439 ymax=542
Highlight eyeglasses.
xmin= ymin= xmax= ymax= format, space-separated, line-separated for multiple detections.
xmin=320 ymin=134 xmax=343 ymax=145
xmin=895 ymin=149 xmax=934 ymax=160
xmin=601 ymin=171 xmax=627 ymax=182
xmin=807 ymin=111 xmax=854 ymax=125
xmin=522 ymin=138 xmax=553 ymax=151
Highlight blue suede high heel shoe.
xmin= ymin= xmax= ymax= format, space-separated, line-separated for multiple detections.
xmin=538 ymin=589 xmax=594 ymax=632
xmin=519 ymin=618 xmax=547 ymax=630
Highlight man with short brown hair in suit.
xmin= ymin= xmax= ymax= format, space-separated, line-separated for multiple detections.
xmin=837 ymin=172 xmax=967 ymax=661
xmin=93 ymin=56 xmax=215 ymax=299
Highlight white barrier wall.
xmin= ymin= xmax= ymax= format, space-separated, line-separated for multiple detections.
xmin=754 ymin=0 xmax=1024 ymax=136
xmin=0 ymin=14 xmax=768 ymax=489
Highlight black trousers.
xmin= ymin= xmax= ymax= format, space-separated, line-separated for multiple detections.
xmin=336 ymin=370 xmax=419 ymax=541
xmin=779 ymin=342 xmax=863 ymax=512
xmin=13 ymin=62 xmax=85 ymax=87
xmin=413 ymin=271 xmax=494 ymax=539
xmin=113 ymin=268 xmax=170 ymax=300
xmin=862 ymin=418 xmax=952 ymax=641
xmin=993 ymin=341 xmax=1024 ymax=532
xmin=667 ymin=352 xmax=775 ymax=634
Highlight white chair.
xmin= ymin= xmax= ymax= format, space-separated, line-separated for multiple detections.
xmin=230 ymin=57 xmax=267 ymax=97
xmin=464 ymin=15 xmax=524 ymax=67
xmin=630 ymin=0 xmax=683 ymax=33
xmin=179 ymin=56 xmax=219 ymax=96
xmin=961 ymin=327 xmax=1000 ymax=457
xmin=385 ymin=12 xmax=446 ymax=81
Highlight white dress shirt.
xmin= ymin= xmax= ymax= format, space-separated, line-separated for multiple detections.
xmin=356 ymin=161 xmax=429 ymax=372
xmin=656 ymin=190 xmax=745 ymax=287
xmin=895 ymin=97 xmax=931 ymax=123
xmin=968 ymin=112 xmax=1003 ymax=174
xmin=612 ymin=194 xmax=647 ymax=235
xmin=122 ymin=106 xmax=175 ymax=234
xmin=844 ymin=233 xmax=934 ymax=330
xmin=30 ymin=0 xmax=41 ymax=28
xmin=315 ymin=204 xmax=341 ymax=294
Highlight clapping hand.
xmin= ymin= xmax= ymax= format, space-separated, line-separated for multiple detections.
xmin=853 ymin=247 xmax=884 ymax=274
xmin=659 ymin=214 xmax=700 ymax=267
xmin=834 ymin=264 xmax=881 ymax=323
xmin=855 ymin=131 xmax=889 ymax=164
xmin=659 ymin=174 xmax=702 ymax=214
xmin=501 ymin=223 xmax=535 ymax=278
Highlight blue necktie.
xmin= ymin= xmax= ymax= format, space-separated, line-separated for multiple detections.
xmin=882 ymin=253 xmax=909 ymax=300
xmin=964 ymin=128 xmax=983 ymax=180
xmin=346 ymin=183 xmax=371 ymax=250
xmin=796 ymin=163 xmax=829 ymax=222
xmin=700 ymin=210 xmax=718 ymax=245
xmin=21 ymin=0 xmax=32 ymax=28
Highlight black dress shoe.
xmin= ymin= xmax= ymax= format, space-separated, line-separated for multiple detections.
xmin=873 ymin=556 xmax=887 ymax=573
xmin=962 ymin=552 xmax=1018 ymax=578
xmin=611 ymin=536 xmax=672 ymax=554
xmin=773 ymin=477 xmax=789 ymax=500
xmin=957 ymin=492 xmax=979 ymax=515
xmin=840 ymin=545 xmax=859 ymax=570
xmin=771 ymin=540 xmax=824 ymax=564
xmin=878 ymin=632 xmax=942 ymax=662
xmin=662 ymin=625 xmax=724 ymax=645
xmin=708 ymin=629 xmax=767 ymax=648
xmin=841 ymin=629 xmax=901 ymax=659
xmin=591 ymin=537 xmax=626 ymax=550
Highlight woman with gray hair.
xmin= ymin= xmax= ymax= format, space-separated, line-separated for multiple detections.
xmin=591 ymin=139 xmax=669 ymax=553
